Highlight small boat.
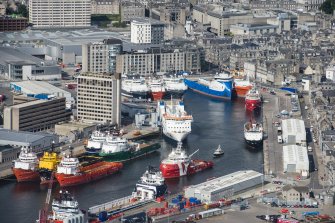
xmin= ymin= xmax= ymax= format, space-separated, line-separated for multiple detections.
xmin=213 ymin=145 xmax=224 ymax=157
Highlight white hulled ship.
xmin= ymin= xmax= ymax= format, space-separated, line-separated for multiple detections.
xmin=122 ymin=76 xmax=149 ymax=99
xmin=157 ymin=99 xmax=193 ymax=142
xmin=85 ymin=130 xmax=107 ymax=154
xmin=244 ymin=121 xmax=263 ymax=146
xmin=163 ymin=75 xmax=187 ymax=98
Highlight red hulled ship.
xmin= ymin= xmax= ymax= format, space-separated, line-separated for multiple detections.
xmin=13 ymin=148 xmax=40 ymax=182
xmin=245 ymin=88 xmax=262 ymax=111
xmin=234 ymin=78 xmax=253 ymax=97
xmin=149 ymin=79 xmax=165 ymax=101
xmin=160 ymin=142 xmax=213 ymax=179
xmin=55 ymin=155 xmax=123 ymax=187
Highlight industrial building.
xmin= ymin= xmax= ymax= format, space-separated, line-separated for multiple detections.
xmin=281 ymin=119 xmax=306 ymax=145
xmin=3 ymin=97 xmax=72 ymax=132
xmin=77 ymin=72 xmax=121 ymax=126
xmin=10 ymin=81 xmax=73 ymax=106
xmin=184 ymin=170 xmax=263 ymax=202
xmin=0 ymin=47 xmax=61 ymax=80
xmin=0 ymin=145 xmax=20 ymax=178
xmin=0 ymin=129 xmax=59 ymax=153
xmin=283 ymin=145 xmax=309 ymax=178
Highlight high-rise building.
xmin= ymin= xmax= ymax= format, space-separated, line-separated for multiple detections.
xmin=82 ymin=39 xmax=122 ymax=73
xmin=130 ymin=18 xmax=165 ymax=44
xmin=77 ymin=73 xmax=121 ymax=125
xmin=29 ymin=0 xmax=91 ymax=28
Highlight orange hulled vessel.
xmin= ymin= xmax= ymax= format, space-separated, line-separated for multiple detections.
xmin=234 ymin=78 xmax=253 ymax=97
xmin=160 ymin=142 xmax=213 ymax=179
xmin=149 ymin=78 xmax=165 ymax=101
xmin=13 ymin=148 xmax=40 ymax=182
xmin=55 ymin=155 xmax=123 ymax=187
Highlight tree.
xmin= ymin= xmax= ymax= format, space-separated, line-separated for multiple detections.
xmin=17 ymin=4 xmax=28 ymax=18
xmin=320 ymin=0 xmax=335 ymax=14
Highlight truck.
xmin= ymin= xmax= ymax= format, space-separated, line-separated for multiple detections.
xmin=277 ymin=136 xmax=283 ymax=144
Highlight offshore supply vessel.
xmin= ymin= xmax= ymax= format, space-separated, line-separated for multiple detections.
xmin=39 ymin=151 xmax=60 ymax=184
xmin=184 ymin=73 xmax=234 ymax=100
xmin=244 ymin=121 xmax=263 ymax=146
xmin=234 ymin=78 xmax=253 ymax=97
xmin=99 ymin=136 xmax=160 ymax=162
xmin=55 ymin=155 xmax=123 ymax=187
xmin=245 ymin=88 xmax=262 ymax=111
xmin=85 ymin=130 xmax=107 ymax=154
xmin=163 ymin=75 xmax=188 ymax=99
xmin=160 ymin=142 xmax=213 ymax=179
xmin=13 ymin=148 xmax=40 ymax=182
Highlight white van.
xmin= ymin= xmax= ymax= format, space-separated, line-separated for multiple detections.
xmin=277 ymin=136 xmax=283 ymax=144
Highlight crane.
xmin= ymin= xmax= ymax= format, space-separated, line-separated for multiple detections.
xmin=38 ymin=171 xmax=55 ymax=223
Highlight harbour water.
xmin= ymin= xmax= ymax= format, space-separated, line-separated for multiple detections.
xmin=0 ymin=90 xmax=263 ymax=223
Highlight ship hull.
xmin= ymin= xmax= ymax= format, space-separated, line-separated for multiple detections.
xmin=184 ymin=79 xmax=233 ymax=100
xmin=235 ymin=86 xmax=252 ymax=97
xmin=151 ymin=91 xmax=165 ymax=101
xmin=39 ymin=169 xmax=56 ymax=184
xmin=13 ymin=168 xmax=40 ymax=182
xmin=160 ymin=160 xmax=214 ymax=179
xmin=245 ymin=99 xmax=261 ymax=111
xmin=85 ymin=147 xmax=101 ymax=155
xmin=56 ymin=161 xmax=123 ymax=187
xmin=163 ymin=90 xmax=186 ymax=99
xmin=121 ymin=89 xmax=149 ymax=99
xmin=245 ymin=139 xmax=263 ymax=147
xmin=163 ymin=129 xmax=190 ymax=142
xmin=99 ymin=143 xmax=160 ymax=162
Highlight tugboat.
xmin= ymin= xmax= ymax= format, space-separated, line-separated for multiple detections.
xmin=134 ymin=166 xmax=168 ymax=200
xmin=85 ymin=130 xmax=106 ymax=154
xmin=55 ymin=154 xmax=123 ymax=187
xmin=213 ymin=145 xmax=224 ymax=158
xmin=244 ymin=121 xmax=263 ymax=146
xmin=160 ymin=142 xmax=214 ymax=179
xmin=38 ymin=190 xmax=85 ymax=223
xmin=12 ymin=148 xmax=40 ymax=182
xmin=99 ymin=135 xmax=161 ymax=162
xmin=245 ymin=88 xmax=261 ymax=111
xmin=38 ymin=150 xmax=60 ymax=184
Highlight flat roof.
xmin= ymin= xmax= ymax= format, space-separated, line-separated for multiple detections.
xmin=282 ymin=118 xmax=305 ymax=136
xmin=131 ymin=17 xmax=165 ymax=25
xmin=186 ymin=170 xmax=262 ymax=193
xmin=283 ymin=145 xmax=309 ymax=166
xmin=0 ymin=47 xmax=43 ymax=65
xmin=0 ymin=129 xmax=56 ymax=144
xmin=0 ymin=145 xmax=15 ymax=152
xmin=56 ymin=121 xmax=95 ymax=128
xmin=10 ymin=81 xmax=71 ymax=96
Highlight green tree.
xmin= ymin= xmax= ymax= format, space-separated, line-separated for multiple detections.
xmin=17 ymin=4 xmax=28 ymax=18
xmin=320 ymin=0 xmax=335 ymax=14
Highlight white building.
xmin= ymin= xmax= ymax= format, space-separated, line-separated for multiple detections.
xmin=77 ymin=72 xmax=121 ymax=125
xmin=283 ymin=145 xmax=309 ymax=178
xmin=281 ymin=119 xmax=306 ymax=145
xmin=184 ymin=170 xmax=263 ymax=202
xmin=130 ymin=18 xmax=165 ymax=44
xmin=326 ymin=66 xmax=335 ymax=82
xmin=29 ymin=0 xmax=91 ymax=28
xmin=230 ymin=23 xmax=278 ymax=36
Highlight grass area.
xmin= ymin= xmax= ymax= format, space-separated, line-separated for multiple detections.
xmin=91 ymin=14 xmax=127 ymax=28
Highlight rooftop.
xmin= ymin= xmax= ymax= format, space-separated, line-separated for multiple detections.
xmin=10 ymin=81 xmax=70 ymax=96
xmin=0 ymin=129 xmax=56 ymax=144
xmin=0 ymin=145 xmax=15 ymax=152
xmin=283 ymin=145 xmax=309 ymax=165
xmin=186 ymin=170 xmax=263 ymax=193
xmin=0 ymin=47 xmax=45 ymax=66
xmin=131 ymin=17 xmax=165 ymax=25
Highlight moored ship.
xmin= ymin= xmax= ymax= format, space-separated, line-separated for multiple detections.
xmin=234 ymin=78 xmax=253 ymax=97
xmin=55 ymin=155 xmax=123 ymax=187
xmin=245 ymin=88 xmax=262 ymax=111
xmin=184 ymin=72 xmax=234 ymax=100
xmin=160 ymin=142 xmax=213 ymax=179
xmin=39 ymin=151 xmax=60 ymax=184
xmin=149 ymin=78 xmax=165 ymax=101
xmin=85 ymin=130 xmax=107 ymax=154
xmin=13 ymin=148 xmax=40 ymax=182
xmin=157 ymin=99 xmax=193 ymax=142
xmin=99 ymin=136 xmax=161 ymax=162
xmin=37 ymin=190 xmax=85 ymax=223
xmin=244 ymin=121 xmax=263 ymax=146
xmin=163 ymin=75 xmax=187 ymax=99
xmin=122 ymin=76 xmax=149 ymax=99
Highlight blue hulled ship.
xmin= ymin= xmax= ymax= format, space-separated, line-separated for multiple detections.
xmin=184 ymin=73 xmax=234 ymax=100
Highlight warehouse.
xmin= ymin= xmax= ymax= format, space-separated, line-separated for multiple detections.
xmin=281 ymin=119 xmax=306 ymax=145
xmin=184 ymin=170 xmax=263 ymax=202
xmin=283 ymin=145 xmax=309 ymax=178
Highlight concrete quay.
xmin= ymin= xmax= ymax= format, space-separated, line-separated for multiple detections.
xmin=122 ymin=124 xmax=160 ymax=140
